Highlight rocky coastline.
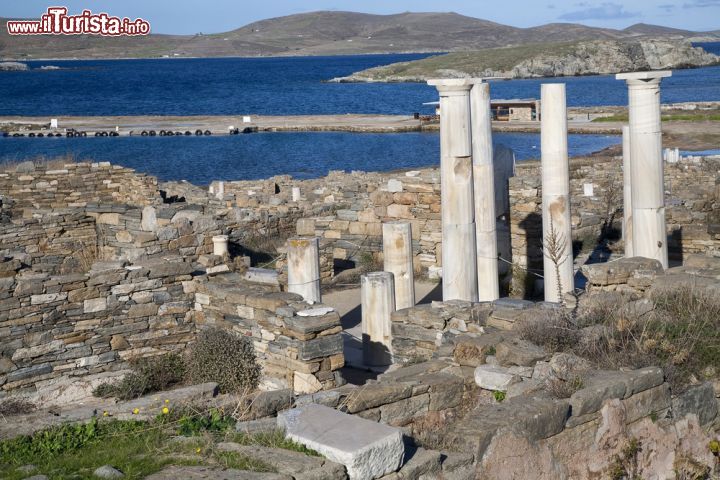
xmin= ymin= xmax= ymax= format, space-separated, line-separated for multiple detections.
xmin=331 ymin=39 xmax=720 ymax=82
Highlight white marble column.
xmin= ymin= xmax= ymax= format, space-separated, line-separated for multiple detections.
xmin=361 ymin=271 xmax=395 ymax=366
xmin=212 ymin=235 xmax=229 ymax=256
xmin=616 ymin=71 xmax=671 ymax=269
xmin=292 ymin=187 xmax=301 ymax=202
xmin=540 ymin=84 xmax=574 ymax=303
xmin=382 ymin=221 xmax=415 ymax=310
xmin=470 ymin=80 xmax=500 ymax=301
xmin=427 ymin=79 xmax=478 ymax=302
xmin=287 ymin=237 xmax=321 ymax=304
xmin=622 ymin=125 xmax=634 ymax=258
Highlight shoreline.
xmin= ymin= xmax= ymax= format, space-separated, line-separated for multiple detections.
xmin=0 ymin=113 xmax=621 ymax=135
xmin=1 ymin=101 xmax=718 ymax=150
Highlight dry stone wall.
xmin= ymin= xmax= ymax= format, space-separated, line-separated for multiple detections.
xmin=194 ymin=274 xmax=345 ymax=393
xmin=0 ymin=257 xmax=195 ymax=398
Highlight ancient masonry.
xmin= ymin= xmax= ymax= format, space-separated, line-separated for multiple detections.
xmin=1 ymin=73 xmax=720 ymax=479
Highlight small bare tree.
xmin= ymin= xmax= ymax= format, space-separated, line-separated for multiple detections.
xmin=543 ymin=217 xmax=569 ymax=307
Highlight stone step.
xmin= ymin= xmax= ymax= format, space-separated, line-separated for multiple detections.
xmin=278 ymin=404 xmax=404 ymax=480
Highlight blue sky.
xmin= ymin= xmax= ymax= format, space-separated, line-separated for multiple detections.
xmin=3 ymin=0 xmax=719 ymax=34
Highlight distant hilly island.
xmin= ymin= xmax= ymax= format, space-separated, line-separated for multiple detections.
xmin=1 ymin=11 xmax=718 ymax=60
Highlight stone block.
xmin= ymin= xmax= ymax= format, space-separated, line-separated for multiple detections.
xmin=344 ymin=383 xmax=414 ymax=413
xmin=671 ymin=382 xmax=718 ymax=426
xmin=294 ymin=372 xmax=323 ymax=394
xmin=474 ymin=365 xmax=521 ymax=392
xmin=278 ymin=404 xmax=404 ymax=480
xmin=83 ymin=297 xmax=107 ymax=313
xmin=581 ymin=257 xmax=663 ymax=286
xmin=495 ymin=338 xmax=547 ymax=366
xmin=298 ymin=334 xmax=343 ymax=361
xmin=622 ymin=383 xmax=671 ymax=423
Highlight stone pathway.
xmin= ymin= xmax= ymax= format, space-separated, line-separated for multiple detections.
xmin=322 ymin=281 xmax=442 ymax=372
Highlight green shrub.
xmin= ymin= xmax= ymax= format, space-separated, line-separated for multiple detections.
xmin=187 ymin=328 xmax=261 ymax=393
xmin=93 ymin=353 xmax=186 ymax=400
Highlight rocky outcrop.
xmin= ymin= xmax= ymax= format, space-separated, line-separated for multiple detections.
xmin=332 ymin=39 xmax=720 ymax=82
xmin=0 ymin=62 xmax=29 ymax=71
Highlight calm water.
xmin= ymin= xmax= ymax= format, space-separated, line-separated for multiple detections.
xmin=0 ymin=132 xmax=618 ymax=184
xmin=1 ymin=43 xmax=719 ymax=116
xmin=0 ymin=43 xmax=717 ymax=182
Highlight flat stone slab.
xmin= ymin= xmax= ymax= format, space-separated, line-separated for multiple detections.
xmin=217 ymin=443 xmax=346 ymax=479
xmin=278 ymin=404 xmax=404 ymax=480
xmin=474 ymin=365 xmax=521 ymax=392
xmin=144 ymin=466 xmax=290 ymax=480
xmin=297 ymin=307 xmax=335 ymax=317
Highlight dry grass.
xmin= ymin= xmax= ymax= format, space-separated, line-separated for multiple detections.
xmin=518 ymin=287 xmax=720 ymax=391
xmin=545 ymin=375 xmax=585 ymax=399
xmin=0 ymin=154 xmax=77 ymax=173
xmin=0 ymin=397 xmax=35 ymax=417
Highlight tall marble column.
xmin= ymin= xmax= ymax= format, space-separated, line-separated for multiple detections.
xmin=540 ymin=84 xmax=574 ymax=303
xmin=382 ymin=221 xmax=415 ymax=310
xmin=470 ymin=80 xmax=500 ymax=301
xmin=287 ymin=237 xmax=322 ymax=304
xmin=616 ymin=71 xmax=671 ymax=269
xmin=361 ymin=272 xmax=395 ymax=366
xmin=427 ymin=79 xmax=478 ymax=302
xmin=622 ymin=125 xmax=634 ymax=258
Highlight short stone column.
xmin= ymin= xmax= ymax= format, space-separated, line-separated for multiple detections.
xmin=616 ymin=71 xmax=672 ymax=269
xmin=292 ymin=187 xmax=301 ymax=202
xmin=622 ymin=125 xmax=633 ymax=258
xmin=427 ymin=79 xmax=478 ymax=302
xmin=212 ymin=235 xmax=229 ymax=256
xmin=470 ymin=80 xmax=499 ymax=301
xmin=287 ymin=237 xmax=322 ymax=304
xmin=540 ymin=84 xmax=574 ymax=302
xmin=361 ymin=272 xmax=395 ymax=366
xmin=382 ymin=221 xmax=415 ymax=310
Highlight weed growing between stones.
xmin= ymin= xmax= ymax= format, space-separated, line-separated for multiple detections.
xmin=492 ymin=390 xmax=506 ymax=403
xmin=545 ymin=374 xmax=585 ymax=399
xmin=94 ymin=353 xmax=186 ymax=400
xmin=0 ymin=397 xmax=35 ymax=416
xmin=609 ymin=437 xmax=642 ymax=480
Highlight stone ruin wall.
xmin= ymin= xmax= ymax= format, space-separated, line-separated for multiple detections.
xmin=383 ymin=297 xmax=718 ymax=478
xmin=509 ymin=156 xmax=720 ymax=296
xmin=2 ymin=157 xmax=719 ymax=401
xmin=0 ymin=256 xmax=196 ymax=401
xmin=0 ymin=163 xmax=342 ymax=399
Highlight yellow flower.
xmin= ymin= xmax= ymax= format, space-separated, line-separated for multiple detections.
xmin=132 ymin=408 xmax=140 ymax=415
xmin=196 ymin=447 xmax=201 ymax=454
xmin=103 ymin=411 xmax=108 ymax=417
xmin=165 ymin=399 xmax=170 ymax=404
xmin=162 ymin=407 xmax=169 ymax=415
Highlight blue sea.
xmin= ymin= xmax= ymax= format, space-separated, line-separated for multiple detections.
xmin=1 ymin=42 xmax=718 ymax=183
